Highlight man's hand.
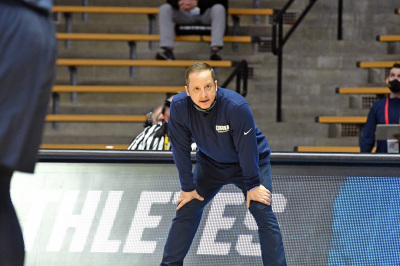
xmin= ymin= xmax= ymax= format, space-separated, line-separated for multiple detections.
xmin=178 ymin=0 xmax=198 ymax=11
xmin=246 ymin=185 xmax=271 ymax=208
xmin=177 ymin=189 xmax=204 ymax=210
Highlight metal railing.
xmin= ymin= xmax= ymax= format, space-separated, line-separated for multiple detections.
xmin=221 ymin=60 xmax=249 ymax=97
xmin=38 ymin=149 xmax=400 ymax=166
xmin=337 ymin=0 xmax=343 ymax=40
xmin=272 ymin=0 xmax=318 ymax=122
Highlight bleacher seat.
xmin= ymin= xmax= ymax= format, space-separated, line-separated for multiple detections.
xmin=335 ymin=87 xmax=390 ymax=95
xmin=315 ymin=116 xmax=367 ymax=124
xmin=357 ymin=61 xmax=400 ymax=68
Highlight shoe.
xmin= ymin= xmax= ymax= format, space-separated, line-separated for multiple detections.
xmin=156 ymin=49 xmax=175 ymax=60
xmin=210 ymin=51 xmax=222 ymax=61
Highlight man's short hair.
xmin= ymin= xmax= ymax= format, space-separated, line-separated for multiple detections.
xmin=388 ymin=63 xmax=400 ymax=77
xmin=392 ymin=63 xmax=400 ymax=70
xmin=185 ymin=62 xmax=216 ymax=86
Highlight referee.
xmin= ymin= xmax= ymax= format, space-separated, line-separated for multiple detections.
xmin=160 ymin=62 xmax=286 ymax=265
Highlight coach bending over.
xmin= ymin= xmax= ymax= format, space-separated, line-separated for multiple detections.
xmin=160 ymin=62 xmax=286 ymax=265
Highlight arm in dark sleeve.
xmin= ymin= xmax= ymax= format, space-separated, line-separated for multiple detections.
xmin=166 ymin=0 xmax=179 ymax=9
xmin=198 ymin=0 xmax=227 ymax=11
xmin=360 ymin=105 xmax=377 ymax=153
xmin=169 ymin=102 xmax=196 ymax=192
xmin=230 ymin=103 xmax=261 ymax=191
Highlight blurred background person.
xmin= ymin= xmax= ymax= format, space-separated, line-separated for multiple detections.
xmin=361 ymin=63 xmax=400 ymax=153
xmin=128 ymin=94 xmax=177 ymax=150
xmin=156 ymin=0 xmax=227 ymax=61
xmin=0 ymin=0 xmax=57 ymax=265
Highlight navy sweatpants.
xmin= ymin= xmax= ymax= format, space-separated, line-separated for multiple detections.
xmin=161 ymin=160 xmax=287 ymax=265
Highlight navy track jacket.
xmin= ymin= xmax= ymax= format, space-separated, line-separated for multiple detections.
xmin=169 ymin=87 xmax=271 ymax=192
xmin=361 ymin=97 xmax=400 ymax=153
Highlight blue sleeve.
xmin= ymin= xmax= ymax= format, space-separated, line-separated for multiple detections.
xmin=230 ymin=103 xmax=261 ymax=190
xmin=22 ymin=0 xmax=53 ymax=12
xmin=360 ymin=104 xmax=377 ymax=153
xmin=168 ymin=101 xmax=196 ymax=192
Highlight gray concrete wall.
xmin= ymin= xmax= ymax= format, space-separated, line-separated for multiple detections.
xmin=45 ymin=0 xmax=400 ymax=151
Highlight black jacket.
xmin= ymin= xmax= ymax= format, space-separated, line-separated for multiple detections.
xmin=166 ymin=0 xmax=228 ymax=15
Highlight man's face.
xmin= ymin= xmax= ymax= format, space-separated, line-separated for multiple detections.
xmin=185 ymin=70 xmax=217 ymax=110
xmin=387 ymin=67 xmax=400 ymax=83
xmin=164 ymin=107 xmax=171 ymax=123
xmin=152 ymin=105 xmax=164 ymax=124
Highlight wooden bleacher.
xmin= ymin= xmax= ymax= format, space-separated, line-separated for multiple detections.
xmin=356 ymin=61 xmax=400 ymax=69
xmin=294 ymin=8 xmax=399 ymax=154
xmin=52 ymin=6 xmax=159 ymax=14
xmin=46 ymin=85 xmax=184 ymax=123
xmin=315 ymin=116 xmax=367 ymax=124
xmin=45 ymin=114 xmax=147 ymax=123
xmin=305 ymin=59 xmax=385 ymax=153
xmin=57 ymin=59 xmax=232 ymax=68
xmin=53 ymin=6 xmax=275 ymax=44
xmin=56 ymin=59 xmax=233 ymax=85
xmin=52 ymin=85 xmax=183 ymax=93
xmin=56 ymin=33 xmax=257 ymax=44
xmin=44 ymin=4 xmax=275 ymax=149
xmin=53 ymin=6 xmax=275 ymax=53
xmin=296 ymin=116 xmax=369 ymax=153
xmin=336 ymin=87 xmax=390 ymax=95
xmin=56 ymin=59 xmax=233 ymax=86
xmin=52 ymin=6 xmax=274 ymax=17
xmin=376 ymin=35 xmax=400 ymax=42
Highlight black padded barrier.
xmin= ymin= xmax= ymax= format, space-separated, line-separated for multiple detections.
xmin=10 ymin=151 xmax=400 ymax=265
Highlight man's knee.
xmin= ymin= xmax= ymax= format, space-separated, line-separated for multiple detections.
xmin=210 ymin=4 xmax=226 ymax=16
xmin=248 ymin=201 xmax=276 ymax=223
xmin=159 ymin=3 xmax=174 ymax=15
xmin=175 ymin=199 xmax=205 ymax=218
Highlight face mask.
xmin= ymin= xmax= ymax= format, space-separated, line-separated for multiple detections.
xmin=388 ymin=79 xmax=400 ymax=93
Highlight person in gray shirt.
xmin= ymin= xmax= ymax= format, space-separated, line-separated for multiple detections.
xmin=156 ymin=0 xmax=227 ymax=61
xmin=0 ymin=0 xmax=57 ymax=264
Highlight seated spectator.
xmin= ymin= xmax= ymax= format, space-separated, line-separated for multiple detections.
xmin=156 ymin=0 xmax=227 ymax=61
xmin=360 ymin=63 xmax=400 ymax=153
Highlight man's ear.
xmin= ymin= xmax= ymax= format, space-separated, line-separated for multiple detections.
xmin=185 ymin=86 xmax=190 ymax=96
xmin=215 ymin=80 xmax=218 ymax=91
xmin=386 ymin=77 xmax=390 ymax=85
